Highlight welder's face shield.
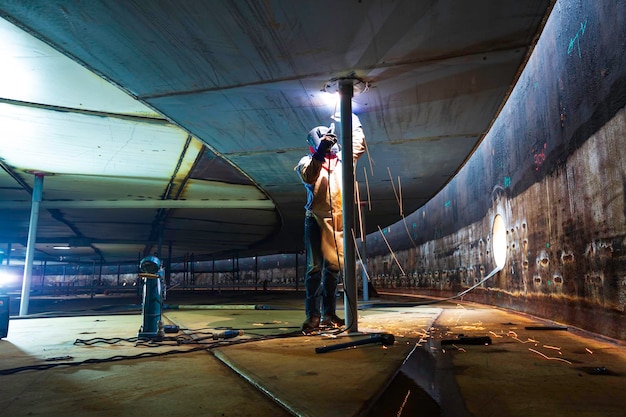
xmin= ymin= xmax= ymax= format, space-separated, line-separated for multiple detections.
xmin=307 ymin=124 xmax=339 ymax=155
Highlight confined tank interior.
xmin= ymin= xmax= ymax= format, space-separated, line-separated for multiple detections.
xmin=0 ymin=1 xmax=625 ymax=416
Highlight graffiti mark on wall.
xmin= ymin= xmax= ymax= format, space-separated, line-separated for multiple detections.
xmin=533 ymin=143 xmax=547 ymax=171
xmin=567 ymin=18 xmax=588 ymax=59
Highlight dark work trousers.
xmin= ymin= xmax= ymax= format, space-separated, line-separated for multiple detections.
xmin=304 ymin=214 xmax=339 ymax=319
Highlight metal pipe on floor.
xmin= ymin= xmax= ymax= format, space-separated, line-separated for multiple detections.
xmin=315 ymin=333 xmax=395 ymax=353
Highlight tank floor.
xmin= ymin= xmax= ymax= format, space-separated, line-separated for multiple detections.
xmin=1 ymin=291 xmax=625 ymax=417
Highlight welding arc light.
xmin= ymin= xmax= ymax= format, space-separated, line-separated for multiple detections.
xmin=492 ymin=214 xmax=507 ymax=270
xmin=140 ymin=255 xmax=161 ymax=274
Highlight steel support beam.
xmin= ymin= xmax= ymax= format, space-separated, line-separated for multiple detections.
xmin=340 ymin=79 xmax=358 ymax=333
xmin=0 ymin=199 xmax=275 ymax=210
xmin=19 ymin=174 xmax=44 ymax=316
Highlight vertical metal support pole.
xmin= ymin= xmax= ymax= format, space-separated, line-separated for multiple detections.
xmin=20 ymin=174 xmax=44 ymax=316
xmin=92 ymin=260 xmax=96 ymax=289
xmin=232 ymin=257 xmax=236 ymax=290
xmin=88 ymin=263 xmax=94 ymax=299
xmin=339 ymin=79 xmax=358 ymax=333
xmin=41 ymin=260 xmax=46 ymax=288
xmin=157 ymin=226 xmax=163 ymax=258
xmin=235 ymin=256 xmax=240 ymax=290
xmin=183 ymin=253 xmax=188 ymax=285
xmin=254 ymin=256 xmax=258 ymax=290
xmin=190 ymin=253 xmax=195 ymax=287
xmin=98 ymin=258 xmax=103 ymax=286
xmin=166 ymin=242 xmax=172 ymax=286
xmin=211 ymin=258 xmax=215 ymax=291
xmin=5 ymin=243 xmax=11 ymax=265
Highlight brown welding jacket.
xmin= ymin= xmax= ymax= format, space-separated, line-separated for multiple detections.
xmin=296 ymin=126 xmax=367 ymax=271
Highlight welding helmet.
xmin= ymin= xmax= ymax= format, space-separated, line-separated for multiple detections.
xmin=306 ymin=123 xmax=339 ymax=154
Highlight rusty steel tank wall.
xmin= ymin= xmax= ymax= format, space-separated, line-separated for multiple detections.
xmin=364 ymin=0 xmax=626 ymax=341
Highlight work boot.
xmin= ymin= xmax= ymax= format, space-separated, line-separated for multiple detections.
xmin=301 ymin=315 xmax=320 ymax=333
xmin=321 ymin=314 xmax=345 ymax=328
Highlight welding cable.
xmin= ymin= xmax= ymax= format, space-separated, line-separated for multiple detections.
xmin=74 ymin=324 xmax=303 ymax=346
xmin=74 ymin=337 xmax=140 ymax=345
xmin=0 ymin=345 xmax=212 ymax=375
xmin=0 ymin=329 xmax=309 ymax=376
xmin=376 ymin=225 xmax=406 ymax=276
xmin=352 ymin=228 xmax=372 ymax=293
xmin=158 ymin=325 xmax=300 ymax=340
xmin=74 ymin=335 xmax=200 ymax=347
xmin=358 ymin=264 xmax=504 ymax=309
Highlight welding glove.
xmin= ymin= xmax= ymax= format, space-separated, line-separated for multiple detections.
xmin=313 ymin=137 xmax=336 ymax=161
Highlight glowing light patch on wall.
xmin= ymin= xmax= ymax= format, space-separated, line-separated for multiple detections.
xmin=492 ymin=214 xmax=507 ymax=270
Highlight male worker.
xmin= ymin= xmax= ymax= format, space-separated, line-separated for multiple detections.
xmin=295 ymin=114 xmax=366 ymax=333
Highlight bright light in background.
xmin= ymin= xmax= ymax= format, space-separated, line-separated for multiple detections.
xmin=492 ymin=214 xmax=507 ymax=270
xmin=0 ymin=21 xmax=37 ymax=99
xmin=0 ymin=270 xmax=19 ymax=286
xmin=0 ymin=17 xmax=159 ymax=116
xmin=0 ymin=103 xmax=191 ymax=178
xmin=321 ymin=91 xmax=341 ymax=120
xmin=320 ymin=76 xmax=369 ymax=122
xmin=320 ymin=91 xmax=361 ymax=123
xmin=0 ymin=16 xmax=196 ymax=180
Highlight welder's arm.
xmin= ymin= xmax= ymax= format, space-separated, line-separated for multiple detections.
xmin=352 ymin=120 xmax=367 ymax=162
xmin=296 ymin=155 xmax=323 ymax=185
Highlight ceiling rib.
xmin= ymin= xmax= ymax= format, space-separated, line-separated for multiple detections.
xmin=1 ymin=200 xmax=275 ymax=209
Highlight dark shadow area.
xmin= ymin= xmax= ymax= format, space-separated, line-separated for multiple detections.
xmin=365 ymin=369 xmax=441 ymax=417
xmin=364 ymin=342 xmax=473 ymax=417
